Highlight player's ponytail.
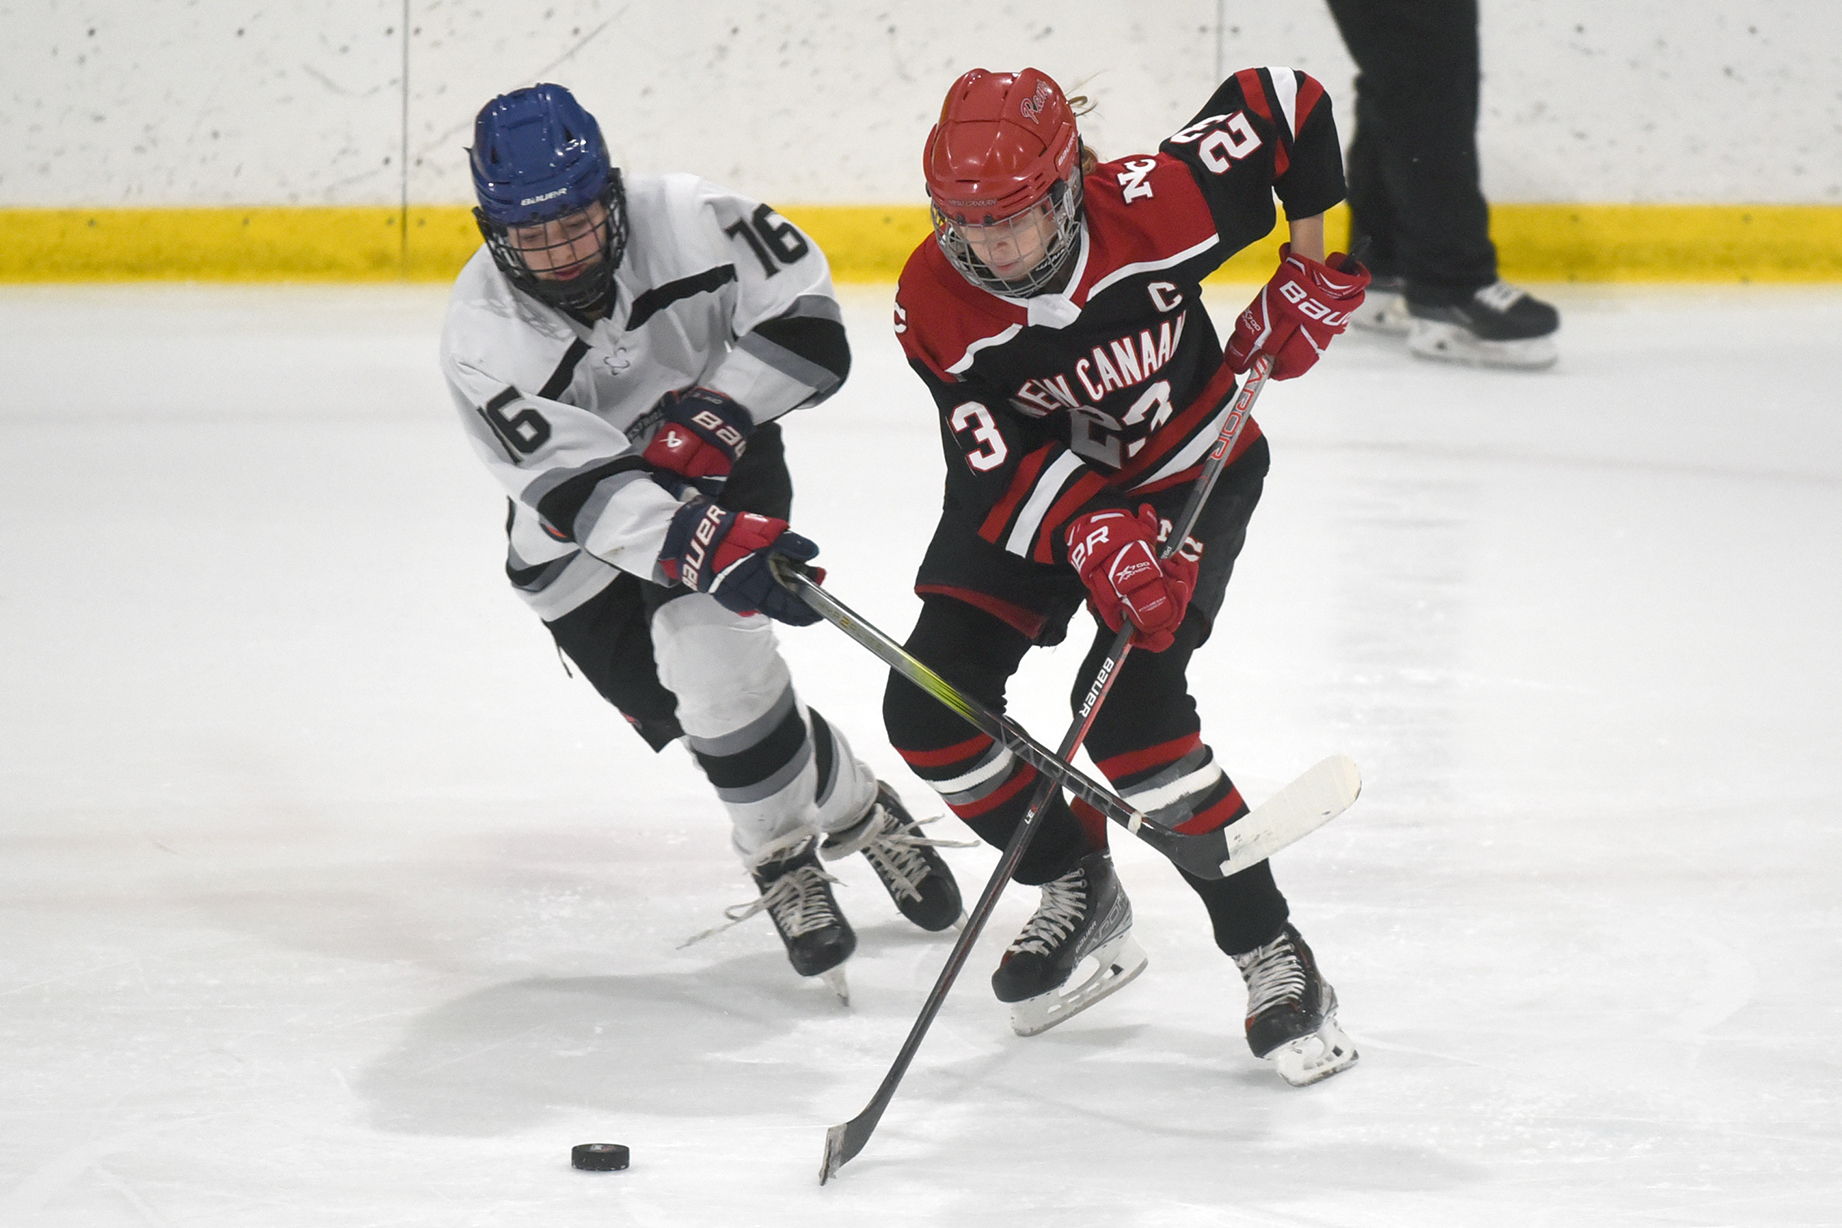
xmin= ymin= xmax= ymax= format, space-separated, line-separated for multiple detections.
xmin=1065 ymin=92 xmax=1100 ymax=173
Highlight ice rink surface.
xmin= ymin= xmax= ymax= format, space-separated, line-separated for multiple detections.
xmin=2 ymin=281 xmax=1839 ymax=1226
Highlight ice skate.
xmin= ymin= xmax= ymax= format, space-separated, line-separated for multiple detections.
xmin=1232 ymin=922 xmax=1357 ymax=1086
xmin=1349 ymin=274 xmax=1411 ymax=335
xmin=992 ymin=849 xmax=1148 ymax=1036
xmin=749 ymin=836 xmax=855 ymax=999
xmin=1407 ymin=280 xmax=1559 ymax=369
xmin=684 ymin=835 xmax=855 ymax=1001
xmin=822 ymin=783 xmax=970 ymax=932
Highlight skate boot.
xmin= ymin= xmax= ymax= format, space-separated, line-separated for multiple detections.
xmin=1349 ymin=273 xmax=1411 ymax=335
xmin=821 ymin=783 xmax=969 ymax=932
xmin=991 ymin=849 xmax=1148 ymax=1036
xmin=680 ymin=835 xmax=856 ymax=1001
xmin=1407 ymin=280 xmax=1559 ymax=369
xmin=1232 ymin=922 xmax=1357 ymax=1086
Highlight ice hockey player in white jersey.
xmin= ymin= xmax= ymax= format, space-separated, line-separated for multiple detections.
xmin=439 ymin=84 xmax=964 ymax=998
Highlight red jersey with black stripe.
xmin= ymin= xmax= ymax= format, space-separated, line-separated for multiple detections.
xmin=895 ymin=67 xmax=1345 ymax=568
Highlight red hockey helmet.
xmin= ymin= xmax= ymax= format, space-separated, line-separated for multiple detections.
xmin=924 ymin=68 xmax=1085 ymax=296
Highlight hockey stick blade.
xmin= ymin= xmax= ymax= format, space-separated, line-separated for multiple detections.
xmin=1216 ymin=754 xmax=1362 ymax=877
xmin=1096 ymin=755 xmax=1361 ymax=880
xmin=820 ymin=1118 xmax=864 ymax=1185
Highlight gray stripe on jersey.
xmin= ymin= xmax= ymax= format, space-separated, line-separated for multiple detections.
xmin=710 ymin=739 xmax=813 ymax=805
xmin=683 ymin=684 xmax=799 ymax=760
xmin=522 ymin=450 xmax=642 ymax=515
xmin=810 ymin=709 xmax=839 ymax=808
xmin=569 ymin=466 xmax=654 ymax=543
xmin=508 ymin=551 xmax=574 ymax=594
xmin=735 ymin=331 xmax=843 ymax=395
xmin=511 ymin=547 xmax=620 ymax=620
xmin=775 ymin=293 xmax=845 ymax=325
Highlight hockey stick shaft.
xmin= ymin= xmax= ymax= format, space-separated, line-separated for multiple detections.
xmin=1060 ymin=350 xmax=1274 ymax=773
xmin=778 ymin=563 xmax=1237 ymax=877
xmin=771 ymin=561 xmax=1151 ymax=832
xmin=818 ymin=355 xmax=1274 ymax=1183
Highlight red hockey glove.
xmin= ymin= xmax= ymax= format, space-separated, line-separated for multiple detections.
xmin=1226 ymin=244 xmax=1371 ymax=380
xmin=1065 ymin=505 xmax=1199 ymax=653
xmin=642 ymin=388 xmax=753 ymax=493
xmin=659 ymin=498 xmax=823 ymax=626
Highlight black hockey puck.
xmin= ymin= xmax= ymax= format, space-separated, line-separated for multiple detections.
xmin=571 ymin=1143 xmax=629 ymax=1171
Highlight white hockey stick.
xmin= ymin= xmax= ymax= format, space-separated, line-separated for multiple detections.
xmin=1216 ymin=754 xmax=1361 ymax=877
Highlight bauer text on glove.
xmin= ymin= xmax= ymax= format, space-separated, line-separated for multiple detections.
xmin=1226 ymin=244 xmax=1370 ymax=380
xmin=642 ymin=388 xmax=754 ymax=493
xmin=659 ymin=499 xmax=822 ymax=626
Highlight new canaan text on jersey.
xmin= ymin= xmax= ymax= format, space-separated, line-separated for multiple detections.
xmin=1012 ymin=307 xmax=1188 ymax=459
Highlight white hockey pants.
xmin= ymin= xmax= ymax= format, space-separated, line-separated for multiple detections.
xmin=650 ymin=594 xmax=877 ymax=864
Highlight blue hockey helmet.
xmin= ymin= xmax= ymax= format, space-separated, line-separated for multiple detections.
xmin=469 ymin=84 xmax=628 ymax=312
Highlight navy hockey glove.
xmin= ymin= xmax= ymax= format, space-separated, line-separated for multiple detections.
xmin=1226 ymin=244 xmax=1370 ymax=380
xmin=659 ymin=499 xmax=823 ymax=626
xmin=642 ymin=388 xmax=753 ymax=494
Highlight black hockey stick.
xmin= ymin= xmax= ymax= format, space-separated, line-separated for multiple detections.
xmin=772 ymin=562 xmax=1236 ymax=879
xmin=814 ymin=353 xmax=1276 ymax=1184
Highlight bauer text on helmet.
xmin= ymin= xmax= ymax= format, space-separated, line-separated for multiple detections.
xmin=469 ymin=83 xmax=630 ymax=313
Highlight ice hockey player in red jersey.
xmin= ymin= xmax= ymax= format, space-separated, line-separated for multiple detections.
xmin=881 ymin=67 xmax=1365 ymax=1084
xmin=440 ymin=84 xmax=963 ymax=1001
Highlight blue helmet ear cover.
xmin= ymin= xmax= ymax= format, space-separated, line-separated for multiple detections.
xmin=468 ymin=83 xmax=628 ymax=312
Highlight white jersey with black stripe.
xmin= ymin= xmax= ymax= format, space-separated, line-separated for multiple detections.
xmin=440 ymin=172 xmax=845 ymax=617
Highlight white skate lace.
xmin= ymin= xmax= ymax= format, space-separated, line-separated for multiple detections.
xmin=1234 ymin=932 xmax=1308 ymax=1016
xmin=1473 ymin=280 xmax=1527 ymax=313
xmin=1007 ymin=870 xmax=1088 ymax=957
xmin=858 ymin=807 xmax=974 ymax=902
xmin=678 ymin=846 xmax=843 ymax=949
xmin=744 ymin=863 xmax=842 ymax=937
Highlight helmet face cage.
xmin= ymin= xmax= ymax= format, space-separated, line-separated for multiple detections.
xmin=475 ymin=171 xmax=628 ymax=312
xmin=932 ymin=164 xmax=1084 ymax=297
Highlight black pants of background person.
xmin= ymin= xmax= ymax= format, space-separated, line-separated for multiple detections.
xmin=1325 ymin=0 xmax=1498 ymax=305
